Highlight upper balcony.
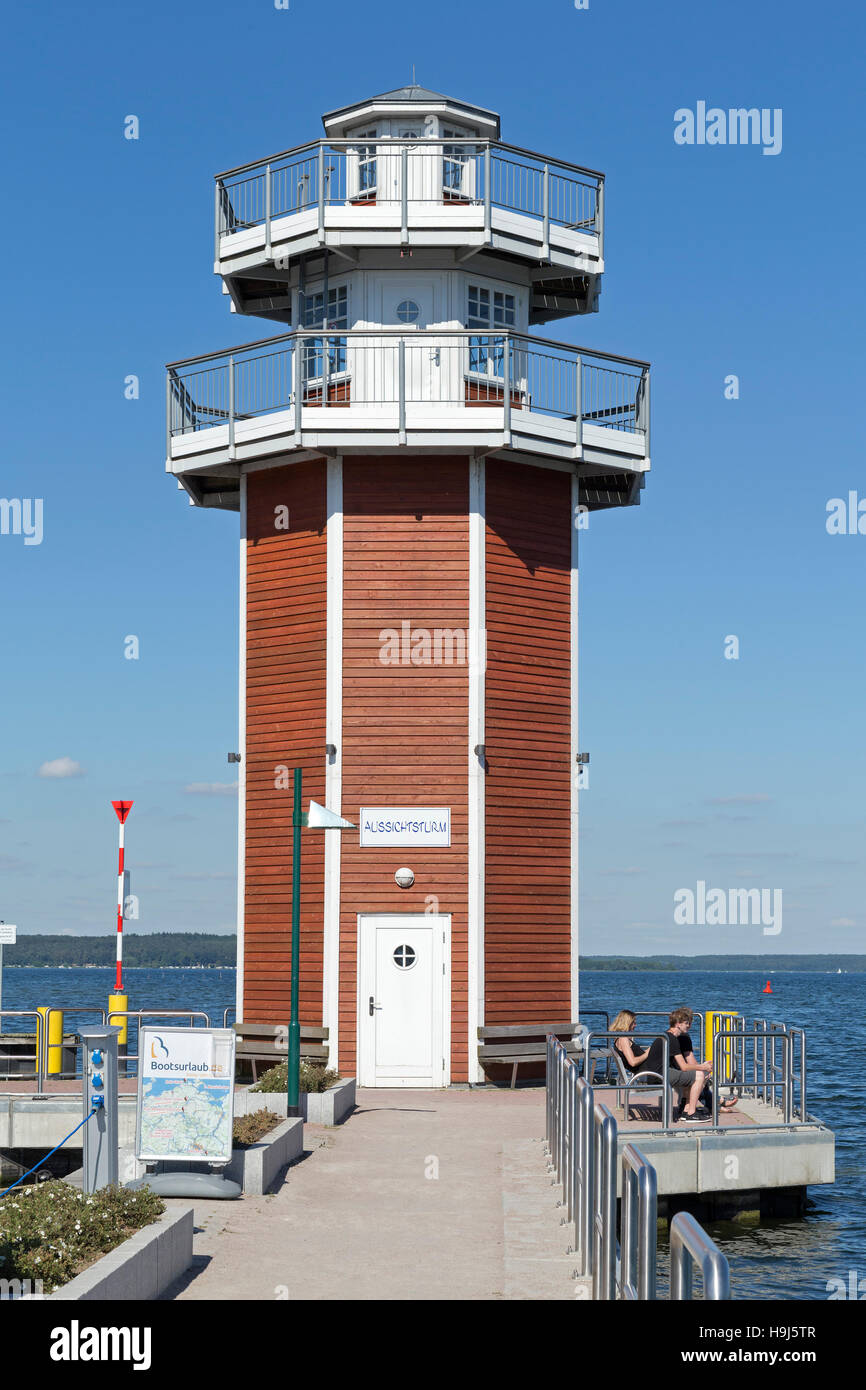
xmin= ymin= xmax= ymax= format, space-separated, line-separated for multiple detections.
xmin=165 ymin=329 xmax=649 ymax=511
xmin=215 ymin=139 xmax=604 ymax=326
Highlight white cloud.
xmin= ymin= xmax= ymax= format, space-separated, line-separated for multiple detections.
xmin=38 ymin=757 xmax=84 ymax=779
xmin=183 ymin=783 xmax=238 ymax=798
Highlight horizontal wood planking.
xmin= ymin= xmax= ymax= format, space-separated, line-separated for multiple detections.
xmin=243 ymin=461 xmax=328 ymax=1027
xmin=339 ymin=458 xmax=470 ymax=1079
xmin=485 ymin=461 xmax=572 ymax=1024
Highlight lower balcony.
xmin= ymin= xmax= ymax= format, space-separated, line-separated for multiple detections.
xmin=166 ymin=330 xmax=650 ymax=510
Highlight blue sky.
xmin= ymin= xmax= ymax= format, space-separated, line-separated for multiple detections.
xmin=1 ymin=0 xmax=863 ymax=954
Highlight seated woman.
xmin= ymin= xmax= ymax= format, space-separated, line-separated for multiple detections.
xmin=610 ymin=1009 xmax=650 ymax=1073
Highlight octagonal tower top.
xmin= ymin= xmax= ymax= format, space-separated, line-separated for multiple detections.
xmin=214 ymin=82 xmax=605 ymax=329
xmin=321 ymin=84 xmax=501 ymax=140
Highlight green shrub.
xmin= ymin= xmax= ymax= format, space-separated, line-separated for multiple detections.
xmin=251 ymin=1061 xmax=340 ymax=1094
xmin=232 ymin=1110 xmax=282 ymax=1147
xmin=0 ymin=1180 xmax=164 ymax=1294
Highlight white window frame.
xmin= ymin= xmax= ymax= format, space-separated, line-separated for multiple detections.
xmin=466 ymin=281 xmax=517 ymax=379
xmin=442 ymin=125 xmax=473 ymax=199
xmin=347 ymin=127 xmax=378 ymax=200
xmin=302 ymin=282 xmax=350 ymax=385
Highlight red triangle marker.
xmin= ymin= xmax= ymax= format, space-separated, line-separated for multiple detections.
xmin=112 ymin=800 xmax=134 ymax=824
xmin=762 ymin=980 xmax=773 ymax=994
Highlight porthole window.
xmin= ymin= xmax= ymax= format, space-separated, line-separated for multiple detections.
xmin=397 ymin=299 xmax=421 ymax=323
xmin=393 ymin=944 xmax=416 ymax=970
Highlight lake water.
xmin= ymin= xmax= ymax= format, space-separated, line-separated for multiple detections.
xmin=1 ymin=965 xmax=860 ymax=1301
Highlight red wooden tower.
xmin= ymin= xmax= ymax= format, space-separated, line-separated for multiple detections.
xmin=166 ymin=86 xmax=650 ymax=1084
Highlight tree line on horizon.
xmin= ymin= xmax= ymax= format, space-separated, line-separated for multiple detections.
xmin=7 ymin=933 xmax=236 ymax=967
xmin=6 ymin=936 xmax=864 ymax=971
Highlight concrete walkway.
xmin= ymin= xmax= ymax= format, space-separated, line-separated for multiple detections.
xmin=163 ymin=1088 xmax=587 ymax=1301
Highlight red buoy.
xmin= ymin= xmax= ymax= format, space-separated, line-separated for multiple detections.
xmin=762 ymin=980 xmax=773 ymax=994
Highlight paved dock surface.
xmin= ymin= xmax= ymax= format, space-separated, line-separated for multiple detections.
xmin=161 ymin=1088 xmax=588 ymax=1302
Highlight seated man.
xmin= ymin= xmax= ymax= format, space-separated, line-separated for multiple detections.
xmin=635 ymin=1008 xmax=709 ymax=1122
xmin=675 ymin=1006 xmax=737 ymax=1114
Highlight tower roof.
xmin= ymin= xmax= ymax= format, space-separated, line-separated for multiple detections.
xmin=322 ymin=84 xmax=500 ymax=137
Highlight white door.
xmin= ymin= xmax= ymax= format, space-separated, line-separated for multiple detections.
xmin=357 ymin=914 xmax=450 ymax=1087
xmin=386 ymin=282 xmax=442 ymax=407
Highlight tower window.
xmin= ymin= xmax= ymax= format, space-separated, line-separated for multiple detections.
xmin=442 ymin=127 xmax=471 ymax=195
xmin=302 ymin=284 xmax=348 ymax=380
xmin=467 ymin=284 xmax=516 ymax=375
xmin=353 ymin=129 xmax=378 ymax=194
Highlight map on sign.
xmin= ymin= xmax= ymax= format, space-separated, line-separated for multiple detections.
xmin=136 ymin=1027 xmax=235 ymax=1163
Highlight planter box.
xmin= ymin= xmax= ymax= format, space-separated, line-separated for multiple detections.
xmin=224 ymin=1116 xmax=303 ymax=1195
xmin=234 ymin=1076 xmax=356 ymax=1126
xmin=301 ymin=1077 xmax=356 ymax=1126
xmin=49 ymin=1205 xmax=193 ymax=1301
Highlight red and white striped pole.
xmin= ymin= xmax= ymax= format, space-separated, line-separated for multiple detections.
xmin=111 ymin=800 xmax=133 ymax=991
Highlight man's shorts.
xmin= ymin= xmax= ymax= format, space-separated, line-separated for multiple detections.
xmin=668 ymin=1067 xmax=697 ymax=1089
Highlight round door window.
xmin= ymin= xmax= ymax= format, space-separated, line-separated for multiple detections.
xmin=393 ymin=944 xmax=416 ymax=969
xmin=396 ymin=299 xmax=421 ymax=323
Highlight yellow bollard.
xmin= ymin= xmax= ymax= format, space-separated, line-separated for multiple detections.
xmin=705 ymin=1010 xmax=739 ymax=1081
xmin=108 ymin=993 xmax=129 ymax=1049
xmin=37 ymin=1006 xmax=64 ymax=1077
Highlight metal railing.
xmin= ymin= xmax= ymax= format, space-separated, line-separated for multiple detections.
xmin=582 ymin=1016 xmax=812 ymax=1134
xmin=671 ymin=1212 xmax=731 ymax=1300
xmin=42 ymin=1006 xmax=107 ymax=1079
xmin=214 ymin=138 xmax=604 ymax=255
xmin=711 ymin=1024 xmax=808 ymax=1127
xmin=546 ymin=1037 xmax=731 ymax=1300
xmin=167 ymin=330 xmax=650 ymax=451
xmin=582 ymin=1029 xmax=675 ymax=1125
xmin=0 ymin=1010 xmax=44 ymax=1094
xmin=620 ymin=1142 xmax=657 ymax=1300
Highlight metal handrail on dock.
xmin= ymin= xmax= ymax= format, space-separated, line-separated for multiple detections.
xmin=0 ymin=1010 xmax=45 ymax=1094
xmin=546 ymin=1036 xmax=732 ymax=1301
xmin=671 ymin=1212 xmax=731 ymax=1300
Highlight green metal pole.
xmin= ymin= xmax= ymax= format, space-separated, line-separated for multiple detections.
xmin=288 ymin=766 xmax=302 ymax=1115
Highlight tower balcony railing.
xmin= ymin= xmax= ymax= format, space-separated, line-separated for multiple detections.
xmin=215 ymin=139 xmax=604 ymax=261
xmin=166 ymin=330 xmax=648 ymax=470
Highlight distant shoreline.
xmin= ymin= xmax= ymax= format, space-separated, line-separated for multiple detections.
xmin=5 ymin=939 xmax=865 ymax=973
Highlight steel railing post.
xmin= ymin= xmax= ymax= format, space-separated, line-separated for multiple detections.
xmin=484 ymin=145 xmax=492 ymax=242
xmin=661 ymin=1034 xmax=671 ymax=1129
xmin=214 ymin=180 xmax=222 ymax=264
xmin=228 ymin=356 xmax=236 ymax=458
xmin=592 ymin=1103 xmax=617 ymax=1301
xmin=293 ymin=335 xmax=303 ymax=445
xmin=318 ymin=145 xmax=325 ymax=242
xmin=401 ymin=146 xmax=408 ymax=243
xmin=398 ymin=337 xmax=406 ymax=444
xmin=597 ymin=176 xmax=604 ymax=260
xmin=567 ymin=1062 xmax=578 ymax=1223
xmin=784 ymin=1033 xmax=793 ymax=1123
xmin=542 ymin=163 xmax=550 ymax=258
xmin=545 ymin=1036 xmax=551 ymax=1147
xmin=503 ymin=336 xmax=512 ymax=444
xmin=671 ymin=1212 xmax=731 ymax=1300
xmin=265 ymin=162 xmax=272 ymax=261
xmin=575 ymin=355 xmax=583 ymax=453
xmin=165 ymin=370 xmax=172 ymax=463
xmin=564 ymin=1059 xmax=574 ymax=1221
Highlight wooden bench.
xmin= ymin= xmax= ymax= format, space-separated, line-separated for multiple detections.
xmin=477 ymin=1022 xmax=588 ymax=1088
xmin=233 ymin=1022 xmax=329 ymax=1083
